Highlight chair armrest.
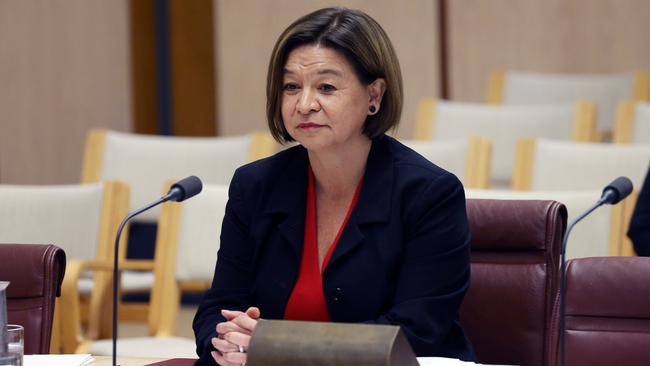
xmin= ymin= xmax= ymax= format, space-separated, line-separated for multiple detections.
xmin=64 ymin=258 xmax=155 ymax=272
xmin=59 ymin=259 xmax=105 ymax=353
xmin=120 ymin=259 xmax=155 ymax=271
xmin=76 ymin=259 xmax=114 ymax=271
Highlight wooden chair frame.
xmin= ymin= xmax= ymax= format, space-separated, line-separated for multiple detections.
xmin=465 ymin=137 xmax=492 ymax=189
xmin=76 ymin=182 xmax=208 ymax=351
xmin=613 ymin=100 xmax=637 ymax=143
xmin=71 ymin=183 xmax=207 ymax=353
xmin=79 ymin=128 xmax=274 ymax=336
xmin=487 ymin=70 xmax=507 ymax=105
xmin=620 ymin=190 xmax=639 ymax=256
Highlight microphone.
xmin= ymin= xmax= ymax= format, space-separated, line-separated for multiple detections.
xmin=163 ymin=175 xmax=203 ymax=202
xmin=600 ymin=176 xmax=633 ymax=205
xmin=111 ymin=176 xmax=203 ymax=366
xmin=558 ymin=176 xmax=633 ymax=366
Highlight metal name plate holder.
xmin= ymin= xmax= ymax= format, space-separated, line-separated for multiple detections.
xmin=0 ymin=281 xmax=18 ymax=365
xmin=247 ymin=320 xmax=419 ymax=366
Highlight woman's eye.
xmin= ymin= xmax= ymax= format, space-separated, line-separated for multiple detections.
xmin=283 ymin=83 xmax=299 ymax=92
xmin=320 ymin=84 xmax=336 ymax=92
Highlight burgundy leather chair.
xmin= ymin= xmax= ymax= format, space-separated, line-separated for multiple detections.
xmin=0 ymin=244 xmax=66 ymax=354
xmin=461 ymin=199 xmax=566 ymax=366
xmin=563 ymin=256 xmax=650 ymax=366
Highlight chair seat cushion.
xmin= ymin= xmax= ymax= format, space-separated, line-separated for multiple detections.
xmin=77 ymin=271 xmax=155 ymax=294
xmin=89 ymin=336 xmax=197 ymax=358
xmin=121 ymin=271 xmax=156 ymax=292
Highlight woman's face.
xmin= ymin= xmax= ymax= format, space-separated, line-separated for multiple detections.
xmin=281 ymin=45 xmax=384 ymax=153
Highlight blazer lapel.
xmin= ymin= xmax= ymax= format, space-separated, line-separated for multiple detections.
xmin=264 ymin=146 xmax=309 ymax=259
xmin=325 ymin=136 xmax=394 ymax=269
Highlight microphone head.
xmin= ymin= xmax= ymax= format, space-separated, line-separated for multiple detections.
xmin=601 ymin=176 xmax=633 ymax=204
xmin=168 ymin=176 xmax=203 ymax=202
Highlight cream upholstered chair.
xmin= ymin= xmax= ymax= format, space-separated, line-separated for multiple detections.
xmin=79 ymin=184 xmax=229 ymax=358
xmin=401 ymin=137 xmax=491 ymax=188
xmin=465 ymin=189 xmax=628 ymax=259
xmin=80 ymin=129 xmax=275 ymax=327
xmin=613 ymin=101 xmax=650 ymax=143
xmin=513 ymin=138 xmax=650 ymax=191
xmin=512 ymin=138 xmax=650 ymax=255
xmin=487 ymin=70 xmax=650 ymax=133
xmin=0 ymin=182 xmax=129 ymax=353
xmin=414 ymin=99 xmax=596 ymax=187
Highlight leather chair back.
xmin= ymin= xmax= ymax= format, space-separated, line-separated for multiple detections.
xmin=0 ymin=244 xmax=66 ymax=354
xmin=461 ymin=199 xmax=565 ymax=366
xmin=564 ymin=256 xmax=650 ymax=366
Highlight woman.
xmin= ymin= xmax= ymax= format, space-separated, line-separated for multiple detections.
xmin=193 ymin=7 xmax=474 ymax=365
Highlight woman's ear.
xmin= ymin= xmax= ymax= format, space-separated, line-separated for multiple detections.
xmin=368 ymin=78 xmax=387 ymax=108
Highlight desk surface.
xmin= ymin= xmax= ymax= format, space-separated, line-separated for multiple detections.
xmin=90 ymin=356 xmax=482 ymax=366
xmin=92 ymin=356 xmax=167 ymax=366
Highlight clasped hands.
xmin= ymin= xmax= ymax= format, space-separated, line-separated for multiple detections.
xmin=211 ymin=307 xmax=260 ymax=366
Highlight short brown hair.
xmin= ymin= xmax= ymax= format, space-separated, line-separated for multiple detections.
xmin=266 ymin=7 xmax=403 ymax=143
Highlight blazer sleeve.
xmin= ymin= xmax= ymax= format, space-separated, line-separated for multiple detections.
xmin=366 ymin=171 xmax=472 ymax=357
xmin=628 ymin=167 xmax=650 ymax=256
xmin=193 ymin=169 xmax=255 ymax=365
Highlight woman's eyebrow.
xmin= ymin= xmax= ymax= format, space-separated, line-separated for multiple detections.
xmin=282 ymin=68 xmax=343 ymax=77
xmin=317 ymin=69 xmax=343 ymax=77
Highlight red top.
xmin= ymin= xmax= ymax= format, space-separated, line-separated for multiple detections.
xmin=283 ymin=166 xmax=363 ymax=321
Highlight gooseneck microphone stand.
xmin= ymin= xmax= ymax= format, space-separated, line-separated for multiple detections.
xmin=111 ymin=176 xmax=202 ymax=366
xmin=112 ymin=196 xmax=167 ymax=366
xmin=558 ymin=198 xmax=604 ymax=366
xmin=558 ymin=176 xmax=632 ymax=366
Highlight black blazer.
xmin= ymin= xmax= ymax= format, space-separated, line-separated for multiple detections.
xmin=193 ymin=135 xmax=475 ymax=364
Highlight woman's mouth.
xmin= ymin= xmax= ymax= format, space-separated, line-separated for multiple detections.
xmin=298 ymin=122 xmax=325 ymax=130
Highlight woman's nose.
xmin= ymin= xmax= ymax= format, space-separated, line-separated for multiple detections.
xmin=297 ymin=90 xmax=320 ymax=114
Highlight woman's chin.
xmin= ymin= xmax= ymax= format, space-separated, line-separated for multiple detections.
xmin=298 ymin=140 xmax=331 ymax=152
xmin=291 ymin=133 xmax=332 ymax=151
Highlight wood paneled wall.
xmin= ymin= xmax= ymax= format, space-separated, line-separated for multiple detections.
xmin=214 ymin=0 xmax=440 ymax=139
xmin=448 ymin=0 xmax=650 ymax=101
xmin=2 ymin=1 xmax=650 ymax=184
xmin=0 ymin=0 xmax=131 ymax=184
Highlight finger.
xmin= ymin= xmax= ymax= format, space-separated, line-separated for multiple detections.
xmin=224 ymin=331 xmax=252 ymax=348
xmin=230 ymin=314 xmax=258 ymax=332
xmin=211 ymin=350 xmax=240 ymax=366
xmin=216 ymin=319 xmax=245 ymax=335
xmin=245 ymin=306 xmax=261 ymax=319
xmin=222 ymin=350 xmax=248 ymax=365
xmin=221 ymin=309 xmax=246 ymax=321
xmin=216 ymin=320 xmax=249 ymax=335
xmin=211 ymin=336 xmax=240 ymax=353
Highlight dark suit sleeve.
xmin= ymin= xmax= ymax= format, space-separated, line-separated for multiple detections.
xmin=628 ymin=167 xmax=650 ymax=256
xmin=193 ymin=170 xmax=255 ymax=365
xmin=366 ymin=172 xmax=472 ymax=358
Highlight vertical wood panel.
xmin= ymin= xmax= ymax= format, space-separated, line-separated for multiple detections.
xmin=130 ymin=0 xmax=216 ymax=136
xmin=214 ymin=0 xmax=439 ymax=139
xmin=130 ymin=0 xmax=159 ymax=135
xmin=169 ymin=0 xmax=216 ymax=136
xmin=0 ymin=0 xmax=131 ymax=184
xmin=448 ymin=0 xmax=650 ymax=101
